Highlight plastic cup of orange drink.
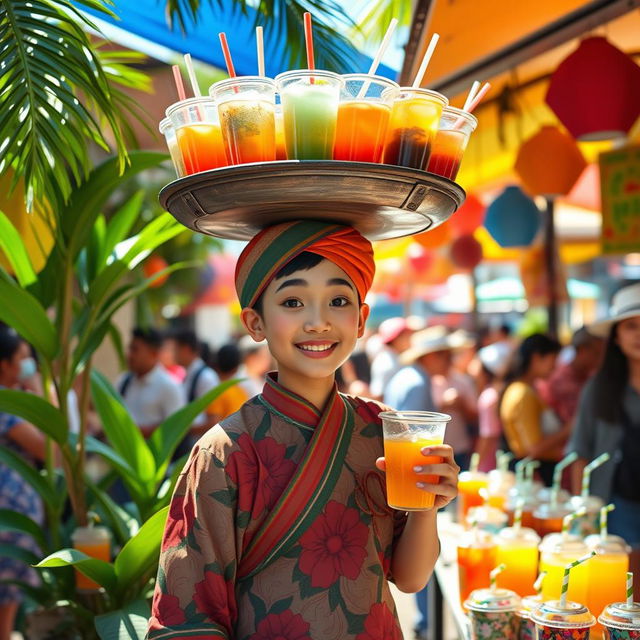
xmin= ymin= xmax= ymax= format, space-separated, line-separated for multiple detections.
xmin=210 ymin=77 xmax=277 ymax=165
xmin=496 ymin=526 xmax=541 ymax=597
xmin=159 ymin=117 xmax=186 ymax=177
xmin=379 ymin=411 xmax=450 ymax=511
xmin=166 ymin=97 xmax=227 ymax=175
xmin=426 ymin=106 xmax=477 ymax=180
xmin=334 ymin=74 xmax=399 ymax=163
xmin=275 ymin=103 xmax=287 ymax=160
xmin=71 ymin=526 xmax=111 ymax=591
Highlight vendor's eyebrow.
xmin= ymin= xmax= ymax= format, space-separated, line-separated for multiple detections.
xmin=328 ymin=278 xmax=354 ymax=290
xmin=276 ymin=278 xmax=307 ymax=291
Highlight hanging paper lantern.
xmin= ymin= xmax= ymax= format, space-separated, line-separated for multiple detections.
xmin=484 ymin=186 xmax=541 ymax=248
xmin=449 ymin=194 xmax=486 ymax=236
xmin=414 ymin=220 xmax=451 ymax=249
xmin=546 ymin=37 xmax=640 ymax=141
xmin=515 ymin=126 xmax=587 ymax=196
xmin=407 ymin=243 xmax=434 ymax=275
xmin=450 ymin=234 xmax=483 ymax=270
xmin=143 ymin=254 xmax=169 ymax=287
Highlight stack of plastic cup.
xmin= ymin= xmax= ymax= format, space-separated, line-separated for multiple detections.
xmin=531 ymin=601 xmax=596 ymax=640
xmin=159 ymin=118 xmax=186 ymax=177
xmin=465 ymin=586 xmax=521 ymax=640
xmin=598 ymin=602 xmax=640 ymax=640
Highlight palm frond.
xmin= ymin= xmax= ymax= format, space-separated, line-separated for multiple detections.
xmin=0 ymin=0 xmax=144 ymax=209
xmin=350 ymin=0 xmax=411 ymax=47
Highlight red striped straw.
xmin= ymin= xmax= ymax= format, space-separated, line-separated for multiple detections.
xmin=172 ymin=65 xmax=186 ymax=101
xmin=304 ymin=12 xmax=315 ymax=71
xmin=218 ymin=32 xmax=237 ymax=78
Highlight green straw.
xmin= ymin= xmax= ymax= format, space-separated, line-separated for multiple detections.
xmin=490 ymin=563 xmax=506 ymax=592
xmin=581 ymin=452 xmax=610 ymax=498
xmin=515 ymin=456 xmax=533 ymax=487
xmin=562 ymin=507 xmax=587 ymax=541
xmin=627 ymin=572 xmax=634 ymax=607
xmin=534 ymin=571 xmax=547 ymax=596
xmin=560 ymin=551 xmax=596 ymax=607
xmin=600 ymin=504 xmax=615 ymax=540
xmin=470 ymin=452 xmax=480 ymax=474
xmin=513 ymin=498 xmax=525 ymax=534
xmin=551 ymin=452 xmax=578 ymax=507
xmin=498 ymin=452 xmax=514 ymax=473
xmin=525 ymin=460 xmax=540 ymax=492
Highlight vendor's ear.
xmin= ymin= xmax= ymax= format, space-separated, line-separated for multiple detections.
xmin=357 ymin=303 xmax=370 ymax=339
xmin=241 ymin=307 xmax=266 ymax=342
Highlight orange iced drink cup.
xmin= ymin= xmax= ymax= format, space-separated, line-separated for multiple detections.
xmin=380 ymin=411 xmax=450 ymax=511
xmin=457 ymin=472 xmax=489 ymax=521
xmin=457 ymin=529 xmax=497 ymax=606
xmin=539 ymin=534 xmax=590 ymax=603
xmin=426 ymin=107 xmax=477 ymax=180
xmin=71 ymin=526 xmax=111 ymax=591
xmin=496 ymin=526 xmax=540 ymax=596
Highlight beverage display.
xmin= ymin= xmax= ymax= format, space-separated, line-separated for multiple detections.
xmin=382 ymin=88 xmax=448 ymax=169
xmin=457 ymin=454 xmax=489 ymax=521
xmin=458 ymin=528 xmax=498 ymax=606
xmin=167 ymin=98 xmax=227 ymax=174
xmin=599 ymin=602 xmax=640 ymax=640
xmin=275 ymin=103 xmax=287 ymax=160
xmin=465 ymin=586 xmax=521 ymax=640
xmin=487 ymin=455 xmax=516 ymax=511
xmin=567 ymin=495 xmax=604 ymax=537
xmin=71 ymin=526 xmax=111 ymax=591
xmin=496 ymin=526 xmax=541 ymax=596
xmin=379 ymin=411 xmax=449 ymax=510
xmin=275 ymin=70 xmax=343 ymax=160
xmin=531 ymin=600 xmax=596 ymax=640
xmin=533 ymin=502 xmax=572 ymax=538
xmin=467 ymin=504 xmax=508 ymax=535
xmin=539 ymin=534 xmax=590 ymax=604
xmin=334 ymin=74 xmax=398 ymax=162
xmin=426 ymin=106 xmax=477 ymax=180
xmin=211 ymin=77 xmax=277 ymax=165
xmin=159 ymin=117 xmax=186 ymax=177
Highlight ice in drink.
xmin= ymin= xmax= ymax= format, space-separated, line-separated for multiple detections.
xmin=275 ymin=70 xmax=343 ymax=160
xmin=496 ymin=527 xmax=541 ymax=596
xmin=427 ymin=106 xmax=477 ymax=180
xmin=382 ymin=88 xmax=448 ymax=169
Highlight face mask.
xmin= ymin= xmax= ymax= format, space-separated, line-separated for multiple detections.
xmin=19 ymin=357 xmax=37 ymax=381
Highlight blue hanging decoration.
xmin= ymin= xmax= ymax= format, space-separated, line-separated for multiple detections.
xmin=484 ymin=186 xmax=541 ymax=248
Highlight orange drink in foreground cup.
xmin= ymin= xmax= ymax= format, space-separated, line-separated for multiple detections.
xmin=379 ymin=411 xmax=450 ymax=511
xmin=71 ymin=526 xmax=111 ymax=591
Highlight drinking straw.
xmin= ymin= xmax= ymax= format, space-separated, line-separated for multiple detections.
xmin=600 ymin=504 xmax=615 ymax=540
xmin=627 ymin=572 xmax=634 ymax=607
xmin=525 ymin=459 xmax=540 ymax=489
xmin=515 ymin=457 xmax=532 ymax=487
xmin=498 ymin=451 xmax=514 ymax=473
xmin=462 ymin=80 xmax=481 ymax=112
xmin=356 ymin=17 xmax=398 ymax=99
xmin=303 ymin=12 xmax=315 ymax=70
xmin=551 ymin=452 xmax=578 ymax=507
xmin=453 ymin=82 xmax=491 ymax=129
xmin=581 ymin=452 xmax=610 ymax=498
xmin=172 ymin=65 xmax=186 ymax=101
xmin=256 ymin=26 xmax=265 ymax=77
xmin=479 ymin=487 xmax=490 ymax=506
xmin=470 ymin=452 xmax=480 ymax=474
xmin=562 ymin=507 xmax=587 ymax=541
xmin=560 ymin=551 xmax=596 ymax=607
xmin=183 ymin=53 xmax=201 ymax=97
xmin=218 ymin=33 xmax=237 ymax=78
xmin=490 ymin=563 xmax=506 ymax=592
xmin=534 ymin=571 xmax=547 ymax=596
xmin=412 ymin=32 xmax=440 ymax=88
xmin=513 ymin=498 xmax=525 ymax=534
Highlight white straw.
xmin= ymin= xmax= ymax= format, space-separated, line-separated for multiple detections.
xmin=463 ymin=81 xmax=481 ymax=112
xmin=412 ymin=33 xmax=440 ymax=88
xmin=183 ymin=53 xmax=201 ymax=97
xmin=581 ymin=452 xmax=610 ymax=498
xmin=256 ymin=26 xmax=265 ymax=77
xmin=464 ymin=82 xmax=491 ymax=114
xmin=357 ymin=18 xmax=398 ymax=99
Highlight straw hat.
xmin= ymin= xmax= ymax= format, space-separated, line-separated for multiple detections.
xmin=589 ymin=282 xmax=640 ymax=337
xmin=399 ymin=326 xmax=472 ymax=365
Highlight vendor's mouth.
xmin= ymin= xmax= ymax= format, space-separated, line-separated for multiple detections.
xmin=296 ymin=342 xmax=338 ymax=358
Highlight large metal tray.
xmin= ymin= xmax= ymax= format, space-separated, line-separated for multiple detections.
xmin=159 ymin=161 xmax=465 ymax=241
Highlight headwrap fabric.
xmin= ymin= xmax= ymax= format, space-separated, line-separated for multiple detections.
xmin=235 ymin=221 xmax=375 ymax=309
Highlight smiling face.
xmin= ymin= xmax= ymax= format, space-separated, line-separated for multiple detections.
xmin=240 ymin=258 xmax=369 ymax=399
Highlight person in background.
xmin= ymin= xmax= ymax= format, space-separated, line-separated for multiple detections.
xmin=0 ymin=328 xmax=50 ymax=640
xmin=118 ymin=328 xmax=185 ymax=438
xmin=159 ymin=334 xmax=185 ymax=383
xmin=237 ymin=334 xmax=273 ymax=398
xmin=569 ymin=283 xmax=640 ymax=549
xmin=208 ymin=343 xmax=249 ymax=422
xmin=499 ymin=333 xmax=564 ymax=485
xmin=475 ymin=342 xmax=511 ymax=472
xmin=539 ymin=327 xmax=604 ymax=425
xmin=369 ymin=317 xmax=414 ymax=400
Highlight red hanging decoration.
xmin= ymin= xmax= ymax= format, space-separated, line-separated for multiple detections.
xmin=407 ymin=243 xmax=434 ymax=275
xmin=449 ymin=193 xmax=486 ymax=237
xmin=450 ymin=234 xmax=483 ymax=270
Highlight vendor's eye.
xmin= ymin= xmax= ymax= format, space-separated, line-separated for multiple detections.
xmin=282 ymin=298 xmax=302 ymax=308
xmin=331 ymin=297 xmax=350 ymax=307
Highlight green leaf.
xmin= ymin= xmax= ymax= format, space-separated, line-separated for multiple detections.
xmin=0 ymin=271 xmax=58 ymax=359
xmin=94 ymin=598 xmax=151 ymax=640
xmin=0 ymin=389 xmax=67 ymax=444
xmin=148 ymin=379 xmax=240 ymax=480
xmin=0 ymin=509 xmax=47 ymax=550
xmin=0 ymin=543 xmax=40 ymax=567
xmin=0 ymin=210 xmax=37 ymax=286
xmin=36 ymin=549 xmax=117 ymax=593
xmin=113 ymin=507 xmax=169 ymax=599
xmin=0 ymin=445 xmax=61 ymax=509
xmin=100 ymin=190 xmax=146 ymax=267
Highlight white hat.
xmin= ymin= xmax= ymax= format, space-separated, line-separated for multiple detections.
xmin=589 ymin=282 xmax=640 ymax=338
xmin=399 ymin=326 xmax=471 ymax=365
xmin=478 ymin=341 xmax=512 ymax=377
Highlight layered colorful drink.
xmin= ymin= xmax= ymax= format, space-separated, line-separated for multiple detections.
xmin=427 ymin=106 xmax=477 ymax=180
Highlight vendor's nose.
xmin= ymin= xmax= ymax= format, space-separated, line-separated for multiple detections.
xmin=304 ymin=307 xmax=330 ymax=332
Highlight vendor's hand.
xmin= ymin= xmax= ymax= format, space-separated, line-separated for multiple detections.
xmin=376 ymin=444 xmax=460 ymax=510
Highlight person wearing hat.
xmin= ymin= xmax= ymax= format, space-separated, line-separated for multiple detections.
xmin=369 ymin=317 xmax=414 ymax=400
xmin=568 ymin=282 xmax=640 ymax=548
xmin=148 ymin=222 xmax=460 ymax=640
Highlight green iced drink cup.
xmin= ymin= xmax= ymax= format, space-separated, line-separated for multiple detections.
xmin=275 ymin=70 xmax=343 ymax=159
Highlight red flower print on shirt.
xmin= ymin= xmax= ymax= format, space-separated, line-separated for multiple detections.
xmin=151 ymin=592 xmax=186 ymax=626
xmin=227 ymin=433 xmax=296 ymax=517
xmin=298 ymin=501 xmax=369 ymax=588
xmin=249 ymin=610 xmax=311 ymax=640
xmin=193 ymin=569 xmax=237 ymax=632
xmin=356 ymin=603 xmax=402 ymax=640
xmin=161 ymin=490 xmax=196 ymax=551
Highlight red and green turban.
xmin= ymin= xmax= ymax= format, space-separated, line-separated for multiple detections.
xmin=235 ymin=221 xmax=375 ymax=309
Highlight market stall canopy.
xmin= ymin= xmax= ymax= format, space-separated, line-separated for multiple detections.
xmin=75 ymin=0 xmax=396 ymax=78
